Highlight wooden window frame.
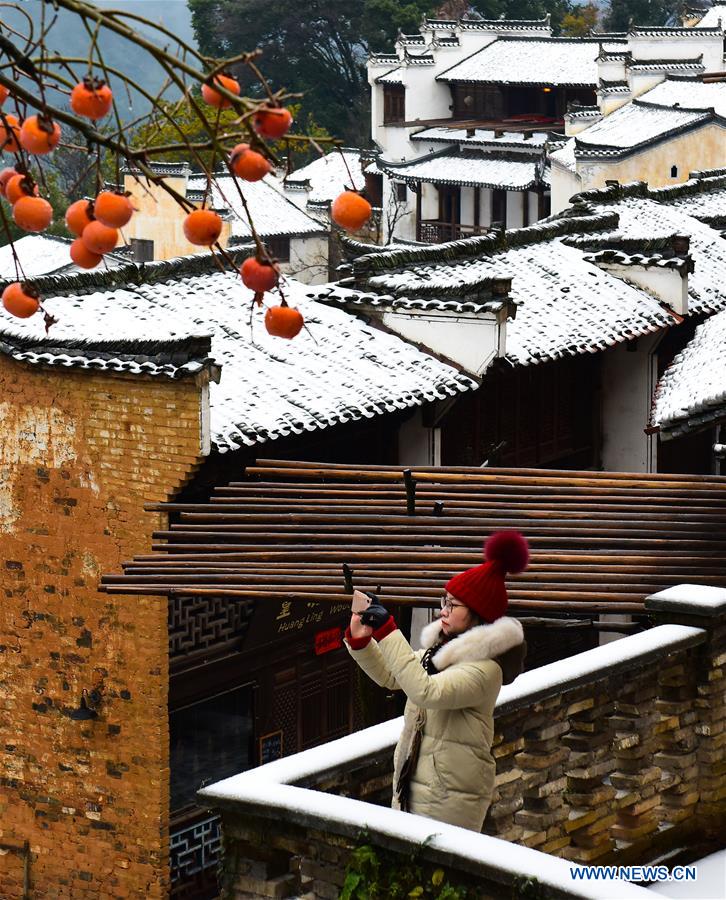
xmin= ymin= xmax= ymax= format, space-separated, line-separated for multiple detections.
xmin=383 ymin=84 xmax=405 ymax=125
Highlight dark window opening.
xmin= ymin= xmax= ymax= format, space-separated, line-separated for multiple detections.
xmin=538 ymin=190 xmax=551 ymax=220
xmin=171 ymin=684 xmax=254 ymax=812
xmin=130 ymin=237 xmax=154 ymax=262
xmin=365 ymin=172 xmax=383 ymax=207
xmin=383 ymin=84 xmax=405 ymax=125
xmin=451 ymin=82 xmax=594 ymax=124
xmin=395 ymin=182 xmax=407 ymax=202
xmin=265 ymin=235 xmax=291 ymax=263
xmin=491 ymin=189 xmax=507 ymax=228
xmin=670 ymin=165 xmax=678 ymax=178
xmin=438 ymin=185 xmax=461 ymax=226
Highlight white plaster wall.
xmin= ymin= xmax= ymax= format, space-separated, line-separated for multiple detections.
xmin=460 ymin=186 xmax=475 ymax=227
xmin=398 ymin=408 xmax=440 ymax=466
xmin=528 ymin=191 xmax=540 ymax=223
xmin=284 ymin=235 xmax=329 ymax=284
xmin=598 ymin=92 xmax=632 ymax=116
xmin=566 ymin=115 xmax=602 ymax=137
xmin=628 ymin=71 xmax=668 ymax=99
xmin=421 ymin=182 xmax=439 ymax=219
xmin=550 ymin=163 xmax=583 ymax=213
xmin=574 ymin=122 xmax=726 ymax=194
xmin=281 ymin=188 xmax=310 ymax=211
xmin=598 ymin=263 xmax=688 ymax=315
xmin=382 ymin=176 xmax=416 ymax=243
xmin=398 ymin=406 xmax=442 ymax=649
xmin=506 ymin=192 xmax=524 ymax=229
xmin=600 ymin=333 xmax=661 ymax=473
xmin=480 ymin=187 xmax=492 ymax=225
xmin=597 ymin=59 xmax=627 ymax=83
xmin=628 ymin=33 xmax=724 ymax=73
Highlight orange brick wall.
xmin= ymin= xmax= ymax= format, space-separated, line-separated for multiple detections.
xmin=0 ymin=356 xmax=206 ymax=898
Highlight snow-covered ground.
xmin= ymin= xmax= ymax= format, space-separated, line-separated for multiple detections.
xmin=647 ymin=849 xmax=726 ymax=899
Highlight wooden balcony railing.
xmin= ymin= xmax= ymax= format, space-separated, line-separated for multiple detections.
xmin=417 ymin=220 xmax=488 ymax=243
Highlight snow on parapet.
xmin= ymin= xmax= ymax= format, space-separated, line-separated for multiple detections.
xmin=199 ymin=621 xmax=708 ymax=899
xmin=647 ymin=584 xmax=726 ymax=613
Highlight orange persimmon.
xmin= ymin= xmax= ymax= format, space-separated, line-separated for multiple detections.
xmin=0 ymin=113 xmax=21 ymax=153
xmin=13 ymin=195 xmax=53 ymax=232
xmin=81 ymin=220 xmax=118 ymax=255
xmin=19 ymin=115 xmax=61 ymax=155
xmin=331 ymin=191 xmax=372 ymax=232
xmin=254 ymin=105 xmax=293 ymax=140
xmin=264 ymin=304 xmax=304 ymax=339
xmin=2 ymin=282 xmax=40 ymax=318
xmin=201 ymin=73 xmax=240 ymax=109
xmin=70 ymin=238 xmax=102 ymax=269
xmin=183 ymin=209 xmax=222 ymax=246
xmin=70 ymin=78 xmax=113 ymax=120
xmin=241 ymin=257 xmax=279 ymax=292
xmin=230 ymin=143 xmax=271 ymax=182
xmin=94 ymin=191 xmax=133 ymax=228
xmin=65 ymin=199 xmax=94 ymax=236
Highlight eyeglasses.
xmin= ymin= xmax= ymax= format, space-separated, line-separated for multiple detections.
xmin=440 ymin=596 xmax=468 ymax=613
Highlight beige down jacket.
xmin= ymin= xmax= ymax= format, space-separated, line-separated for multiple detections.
xmin=347 ymin=615 xmax=524 ymax=832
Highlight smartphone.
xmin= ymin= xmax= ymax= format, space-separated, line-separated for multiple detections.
xmin=351 ymin=590 xmax=371 ymax=614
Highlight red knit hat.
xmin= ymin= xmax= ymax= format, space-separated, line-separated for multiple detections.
xmin=445 ymin=531 xmax=529 ymax=623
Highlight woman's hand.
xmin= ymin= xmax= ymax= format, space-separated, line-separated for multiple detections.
xmin=349 ymin=610 xmax=374 ymax=641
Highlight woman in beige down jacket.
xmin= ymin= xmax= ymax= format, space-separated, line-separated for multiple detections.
xmin=345 ymin=530 xmax=528 ymax=832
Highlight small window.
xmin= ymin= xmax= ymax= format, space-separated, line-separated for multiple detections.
xmin=130 ymin=237 xmax=154 ymax=262
xmin=491 ymin=189 xmax=507 ymax=228
xmin=383 ymin=84 xmax=405 ymax=125
xmin=670 ymin=165 xmax=678 ymax=178
xmin=265 ymin=235 xmax=291 ymax=263
xmin=395 ymin=182 xmax=407 ymax=202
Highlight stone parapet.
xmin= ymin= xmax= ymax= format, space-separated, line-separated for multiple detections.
xmin=200 ymin=589 xmax=726 ymax=898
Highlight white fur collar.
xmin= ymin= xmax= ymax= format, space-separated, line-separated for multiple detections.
xmin=419 ymin=616 xmax=524 ymax=671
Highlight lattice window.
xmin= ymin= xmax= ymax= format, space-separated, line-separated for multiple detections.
xmin=170 ymin=812 xmax=222 ymax=897
xmin=169 ymin=595 xmax=252 ymax=660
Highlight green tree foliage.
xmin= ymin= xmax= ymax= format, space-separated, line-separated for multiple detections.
xmin=603 ymin=0 xmax=673 ymax=30
xmin=468 ymin=0 xmax=575 ymax=32
xmin=561 ymin=2 xmax=599 ymax=35
xmin=189 ymin=0 xmax=434 ymax=145
xmin=187 ymin=0 xmax=582 ymax=147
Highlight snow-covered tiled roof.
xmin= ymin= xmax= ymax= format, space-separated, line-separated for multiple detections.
xmin=437 ymin=38 xmax=601 ymax=86
xmin=0 ymin=234 xmax=129 ymax=280
xmin=549 ymin=138 xmax=577 ymax=172
xmin=187 ymin=175 xmax=325 ymax=239
xmin=424 ymin=16 xmax=552 ymax=33
xmin=651 ymin=309 xmax=726 ymax=439
xmin=568 ymin=190 xmax=726 ymax=315
xmin=695 ymin=4 xmax=726 ymax=27
xmin=378 ymin=151 xmax=544 ymax=190
xmin=376 ymin=67 xmax=404 ymax=84
xmin=0 ymin=235 xmax=77 ymax=280
xmin=411 ymin=126 xmax=550 ymax=149
xmin=0 ymin=256 xmax=475 ymax=451
xmin=661 ymin=185 xmax=726 ymax=225
xmin=574 ymin=101 xmax=712 ymax=156
xmin=326 ymin=213 xmax=677 ymax=366
xmin=639 ymin=76 xmax=726 ymax=118
xmin=283 ymin=150 xmax=365 ymax=204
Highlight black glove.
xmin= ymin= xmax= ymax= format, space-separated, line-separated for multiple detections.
xmin=360 ymin=602 xmax=390 ymax=629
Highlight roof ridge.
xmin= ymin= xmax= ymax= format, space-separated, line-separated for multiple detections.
xmin=571 ymin=171 xmax=726 ymax=205
xmin=350 ymin=207 xmax=618 ymax=276
xmin=0 ymin=248 xmax=253 ymax=295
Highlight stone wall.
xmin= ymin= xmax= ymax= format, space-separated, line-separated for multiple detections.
xmin=200 ymin=588 xmax=726 ymax=899
xmin=0 ymin=356 xmax=205 ymax=898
